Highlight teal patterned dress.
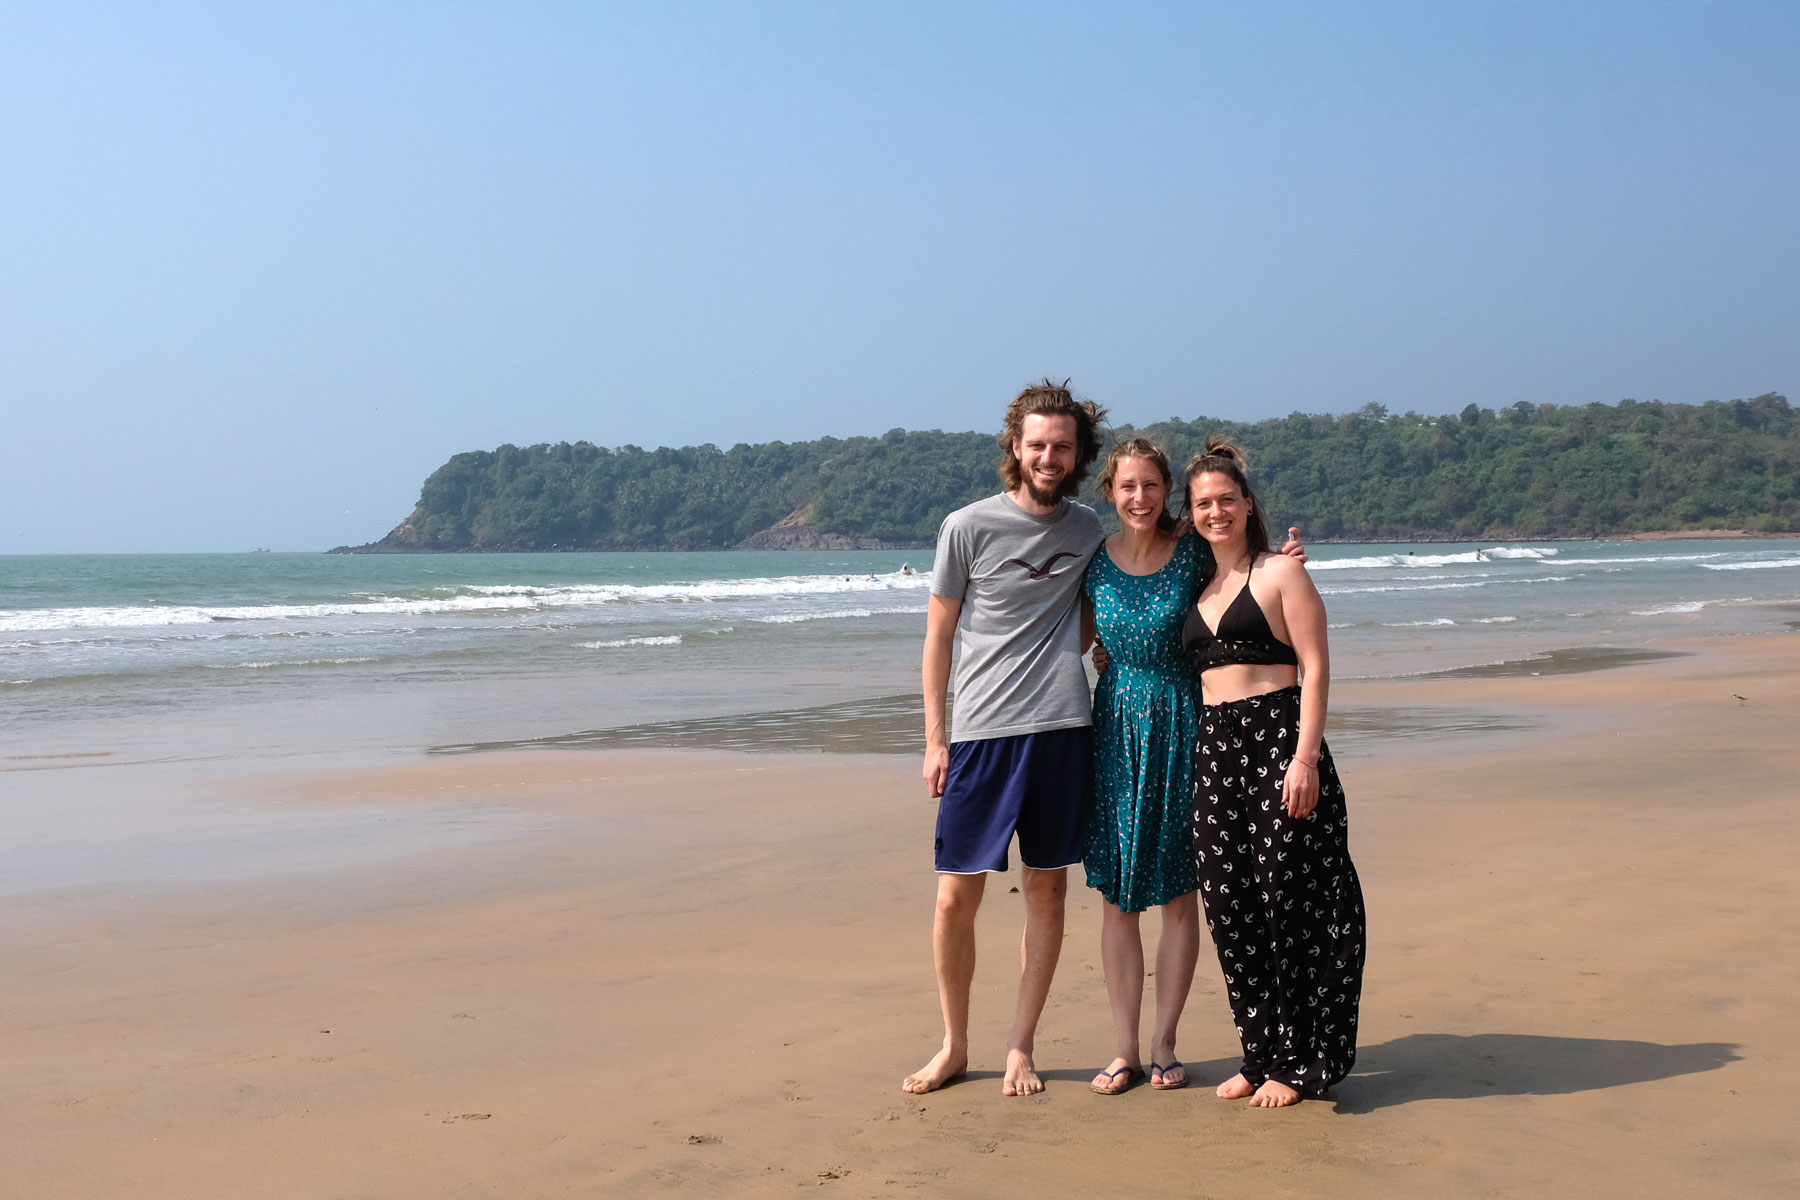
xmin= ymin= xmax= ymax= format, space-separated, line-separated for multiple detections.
xmin=1083 ymin=533 xmax=1211 ymax=913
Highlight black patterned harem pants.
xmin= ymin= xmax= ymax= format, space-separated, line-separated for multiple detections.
xmin=1192 ymin=684 xmax=1365 ymax=1095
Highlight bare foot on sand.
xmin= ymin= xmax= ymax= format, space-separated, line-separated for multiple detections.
xmin=1216 ymin=1072 xmax=1255 ymax=1099
xmin=901 ymin=1044 xmax=966 ymax=1094
xmin=1002 ymin=1047 xmax=1044 ymax=1096
xmin=1248 ymin=1079 xmax=1301 ymax=1107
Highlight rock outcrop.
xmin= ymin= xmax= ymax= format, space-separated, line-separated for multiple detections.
xmin=736 ymin=505 xmax=926 ymax=550
xmin=327 ymin=513 xmax=426 ymax=554
xmin=736 ymin=505 xmax=862 ymax=550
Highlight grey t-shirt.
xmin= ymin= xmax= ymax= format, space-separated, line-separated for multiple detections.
xmin=930 ymin=493 xmax=1105 ymax=743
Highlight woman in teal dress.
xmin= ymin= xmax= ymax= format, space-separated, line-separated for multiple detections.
xmin=1081 ymin=438 xmax=1213 ymax=1094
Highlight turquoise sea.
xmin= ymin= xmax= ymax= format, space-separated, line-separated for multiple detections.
xmin=3 ymin=539 xmax=1798 ymax=765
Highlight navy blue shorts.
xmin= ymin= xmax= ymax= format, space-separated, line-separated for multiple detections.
xmin=935 ymin=727 xmax=1091 ymax=874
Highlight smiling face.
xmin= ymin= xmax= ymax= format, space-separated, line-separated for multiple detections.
xmin=1104 ymin=455 xmax=1169 ymax=533
xmin=1188 ymin=470 xmax=1251 ymax=550
xmin=1011 ymin=413 xmax=1079 ymax=508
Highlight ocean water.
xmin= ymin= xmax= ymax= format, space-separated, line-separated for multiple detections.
xmin=3 ymin=540 xmax=1797 ymax=764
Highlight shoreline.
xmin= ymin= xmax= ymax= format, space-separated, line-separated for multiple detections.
xmin=1615 ymin=528 xmax=1800 ymax=541
xmin=0 ymin=638 xmax=1712 ymax=770
xmin=15 ymin=532 xmax=1799 ymax=559
xmin=322 ymin=528 xmax=1800 ymax=554
xmin=4 ymin=632 xmax=1798 ymax=1195
xmin=422 ymin=639 xmax=1673 ymax=759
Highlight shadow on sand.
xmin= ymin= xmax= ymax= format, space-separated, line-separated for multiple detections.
xmin=904 ymin=1036 xmax=1737 ymax=1107
xmin=1332 ymin=1032 xmax=1740 ymax=1113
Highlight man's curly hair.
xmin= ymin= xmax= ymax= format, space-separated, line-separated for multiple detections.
xmin=997 ymin=378 xmax=1108 ymax=498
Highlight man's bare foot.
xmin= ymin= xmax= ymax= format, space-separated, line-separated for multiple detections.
xmin=1216 ymin=1072 xmax=1255 ymax=1099
xmin=1248 ymin=1079 xmax=1301 ymax=1107
xmin=1089 ymin=1057 xmax=1143 ymax=1095
xmin=901 ymin=1045 xmax=967 ymax=1094
xmin=1002 ymin=1047 xmax=1044 ymax=1096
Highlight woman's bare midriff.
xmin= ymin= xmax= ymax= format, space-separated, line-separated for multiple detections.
xmin=1199 ymin=662 xmax=1300 ymax=706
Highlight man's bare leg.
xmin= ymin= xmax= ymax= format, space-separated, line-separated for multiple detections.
xmin=1148 ymin=892 xmax=1199 ymax=1089
xmin=1093 ymin=900 xmax=1144 ymax=1092
xmin=902 ymin=872 xmax=984 ymax=1093
xmin=1002 ymin=865 xmax=1066 ymax=1096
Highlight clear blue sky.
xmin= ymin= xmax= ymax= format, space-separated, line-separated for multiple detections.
xmin=3 ymin=1 xmax=1795 ymax=552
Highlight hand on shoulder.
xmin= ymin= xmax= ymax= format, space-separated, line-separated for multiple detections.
xmin=1257 ymin=550 xmax=1305 ymax=579
xmin=1258 ymin=547 xmax=1324 ymax=607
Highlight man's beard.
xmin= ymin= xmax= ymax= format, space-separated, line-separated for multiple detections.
xmin=1024 ymin=475 xmax=1066 ymax=506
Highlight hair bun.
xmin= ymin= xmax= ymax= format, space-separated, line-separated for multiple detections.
xmin=1203 ymin=435 xmax=1248 ymax=468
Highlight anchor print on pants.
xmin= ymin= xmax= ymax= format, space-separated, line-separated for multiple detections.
xmin=1192 ymin=685 xmax=1366 ymax=1095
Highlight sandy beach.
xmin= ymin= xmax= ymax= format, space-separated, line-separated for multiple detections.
xmin=5 ymin=634 xmax=1799 ymax=1197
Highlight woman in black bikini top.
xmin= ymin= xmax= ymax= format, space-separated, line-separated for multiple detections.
xmin=1182 ymin=555 xmax=1300 ymax=673
xmin=1180 ymin=436 xmax=1366 ymax=1112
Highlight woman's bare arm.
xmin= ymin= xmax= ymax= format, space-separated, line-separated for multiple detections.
xmin=1265 ymin=554 xmax=1329 ymax=817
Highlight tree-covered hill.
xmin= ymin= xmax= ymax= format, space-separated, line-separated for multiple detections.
xmin=333 ymin=393 xmax=1798 ymax=552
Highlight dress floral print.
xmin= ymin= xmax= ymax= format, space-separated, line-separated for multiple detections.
xmin=1082 ymin=534 xmax=1206 ymax=913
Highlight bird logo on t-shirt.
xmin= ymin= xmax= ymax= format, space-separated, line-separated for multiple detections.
xmin=1003 ymin=551 xmax=1080 ymax=579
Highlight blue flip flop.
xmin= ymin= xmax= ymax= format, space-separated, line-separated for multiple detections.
xmin=1090 ymin=1063 xmax=1145 ymax=1095
xmin=1150 ymin=1061 xmax=1189 ymax=1091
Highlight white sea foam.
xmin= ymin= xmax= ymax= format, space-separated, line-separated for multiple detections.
xmin=751 ymin=605 xmax=928 ymax=624
xmin=0 ymin=571 xmax=938 ymax=633
xmin=1629 ymin=597 xmax=1754 ymax=616
xmin=463 ymin=572 xmax=935 ymax=603
xmin=0 ymin=638 xmax=82 ymax=651
xmin=577 ymin=635 xmax=683 ymax=648
xmin=1320 ymin=581 xmax=1490 ymax=595
xmin=1384 ymin=618 xmax=1457 ymax=627
xmin=208 ymin=657 xmax=379 ymax=670
xmin=1472 ymin=616 xmax=1518 ymax=624
xmin=1312 ymin=553 xmax=1472 ymax=571
xmin=1319 ymin=571 xmax=1570 ymax=596
xmin=1552 ymin=553 xmax=1720 ymax=566
xmin=0 ymin=600 xmax=525 ymax=632
xmin=1701 ymin=557 xmax=1800 ymax=571
xmin=1311 ymin=546 xmax=1557 ymax=570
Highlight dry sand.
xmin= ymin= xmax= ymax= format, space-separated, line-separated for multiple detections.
xmin=5 ymin=635 xmax=1799 ymax=1197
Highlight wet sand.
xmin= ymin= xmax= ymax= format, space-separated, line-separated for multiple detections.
xmin=4 ymin=635 xmax=1798 ymax=1197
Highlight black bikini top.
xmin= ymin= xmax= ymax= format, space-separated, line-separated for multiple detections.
xmin=1182 ymin=557 xmax=1299 ymax=673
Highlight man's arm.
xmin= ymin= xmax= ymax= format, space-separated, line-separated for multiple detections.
xmin=1279 ymin=525 xmax=1308 ymax=564
xmin=922 ymin=593 xmax=963 ymax=798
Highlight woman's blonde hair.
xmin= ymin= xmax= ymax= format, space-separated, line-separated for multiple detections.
xmin=1097 ymin=437 xmax=1176 ymax=534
